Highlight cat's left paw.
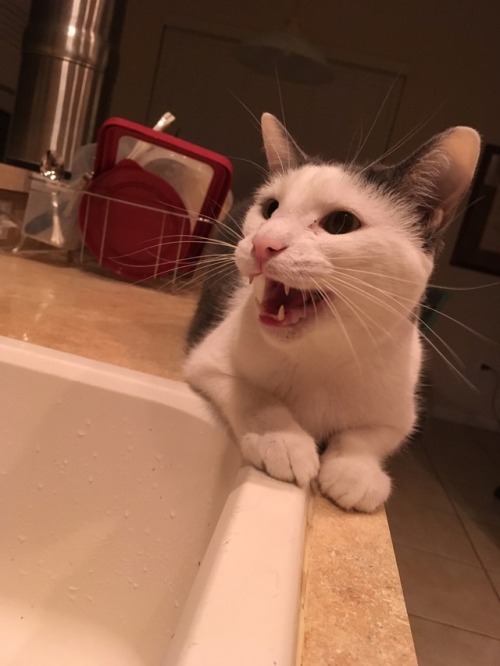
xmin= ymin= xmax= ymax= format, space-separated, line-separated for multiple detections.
xmin=240 ymin=430 xmax=320 ymax=488
xmin=318 ymin=454 xmax=391 ymax=513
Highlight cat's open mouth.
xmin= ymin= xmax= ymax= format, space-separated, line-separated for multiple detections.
xmin=252 ymin=275 xmax=326 ymax=327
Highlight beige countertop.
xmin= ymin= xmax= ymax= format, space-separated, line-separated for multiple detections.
xmin=0 ymin=252 xmax=416 ymax=665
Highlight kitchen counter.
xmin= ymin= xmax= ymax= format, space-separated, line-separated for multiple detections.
xmin=0 ymin=252 xmax=416 ymax=665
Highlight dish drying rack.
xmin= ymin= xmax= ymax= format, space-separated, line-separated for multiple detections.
xmin=15 ymin=117 xmax=233 ymax=288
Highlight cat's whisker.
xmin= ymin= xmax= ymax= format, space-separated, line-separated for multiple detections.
xmin=359 ymin=105 xmax=443 ymax=173
xmin=350 ymin=72 xmax=403 ymax=166
xmin=428 ymin=281 xmax=500 ymax=292
xmin=182 ymin=258 xmax=236 ymax=275
xmin=328 ymin=270 xmax=467 ymax=372
xmin=228 ymin=156 xmax=269 ymax=178
xmin=323 ymin=280 xmax=383 ymax=351
xmin=327 ymin=277 xmax=408 ymax=354
xmin=326 ymin=271 xmax=434 ymax=345
xmin=336 ymin=264 xmax=500 ymax=293
xmin=334 ymin=265 xmax=421 ymax=285
xmin=311 ymin=278 xmax=362 ymax=370
xmin=179 ymin=267 xmax=238 ymax=296
xmin=326 ymin=271 xmax=411 ymax=321
xmin=109 ymin=242 xmax=237 ymax=268
xmin=335 ymin=278 xmax=476 ymax=389
xmin=331 ymin=265 xmax=498 ymax=344
xmin=110 ymin=236 xmax=238 ymax=263
xmin=188 ymin=264 xmax=237 ymax=284
xmin=418 ymin=327 xmax=478 ymax=390
xmin=345 ymin=119 xmax=364 ymax=167
xmin=274 ymin=64 xmax=289 ymax=150
xmin=125 ymin=249 xmax=236 ymax=288
xmin=170 ymin=259 xmax=239 ymax=295
xmin=334 ymin=268 xmax=496 ymax=347
xmin=229 ymin=91 xmax=263 ymax=137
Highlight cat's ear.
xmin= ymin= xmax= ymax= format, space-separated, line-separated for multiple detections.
xmin=401 ymin=126 xmax=481 ymax=232
xmin=261 ymin=113 xmax=307 ymax=172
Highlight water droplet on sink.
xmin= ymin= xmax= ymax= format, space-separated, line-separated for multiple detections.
xmin=17 ymin=534 xmax=27 ymax=543
xmin=169 ymin=509 xmax=175 ymax=518
xmin=77 ymin=429 xmax=85 ymax=437
xmin=124 ymin=509 xmax=130 ymax=518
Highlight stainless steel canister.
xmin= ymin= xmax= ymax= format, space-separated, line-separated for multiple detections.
xmin=6 ymin=0 xmax=121 ymax=169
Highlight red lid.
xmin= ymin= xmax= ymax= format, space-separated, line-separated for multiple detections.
xmin=93 ymin=117 xmax=233 ymax=222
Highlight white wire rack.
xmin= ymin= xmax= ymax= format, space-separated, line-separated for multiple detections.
xmin=16 ymin=177 xmax=218 ymax=289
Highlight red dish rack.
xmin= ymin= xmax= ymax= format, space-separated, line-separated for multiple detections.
xmin=79 ymin=118 xmax=233 ymax=282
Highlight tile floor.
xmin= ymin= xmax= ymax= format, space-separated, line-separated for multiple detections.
xmin=385 ymin=418 xmax=500 ymax=665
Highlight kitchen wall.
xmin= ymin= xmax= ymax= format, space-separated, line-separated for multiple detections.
xmin=110 ymin=0 xmax=500 ymax=430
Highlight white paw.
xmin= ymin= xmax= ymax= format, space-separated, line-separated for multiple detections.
xmin=318 ymin=454 xmax=391 ymax=512
xmin=240 ymin=431 xmax=320 ymax=487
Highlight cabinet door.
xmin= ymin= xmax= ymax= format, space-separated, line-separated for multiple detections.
xmin=148 ymin=26 xmax=403 ymax=198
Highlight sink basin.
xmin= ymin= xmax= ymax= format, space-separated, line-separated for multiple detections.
xmin=0 ymin=336 xmax=308 ymax=665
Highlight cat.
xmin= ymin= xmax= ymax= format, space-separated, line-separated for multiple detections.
xmin=184 ymin=113 xmax=480 ymax=512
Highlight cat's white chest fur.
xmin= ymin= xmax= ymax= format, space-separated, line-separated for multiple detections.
xmin=189 ymin=285 xmax=420 ymax=444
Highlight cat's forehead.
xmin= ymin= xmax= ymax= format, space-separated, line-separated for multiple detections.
xmin=257 ymin=163 xmax=407 ymax=226
xmin=258 ymin=163 xmax=399 ymax=221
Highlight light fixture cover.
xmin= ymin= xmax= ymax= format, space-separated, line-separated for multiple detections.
xmin=235 ymin=30 xmax=333 ymax=85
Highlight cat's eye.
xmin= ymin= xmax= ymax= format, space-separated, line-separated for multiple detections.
xmin=262 ymin=199 xmax=279 ymax=219
xmin=322 ymin=211 xmax=361 ymax=234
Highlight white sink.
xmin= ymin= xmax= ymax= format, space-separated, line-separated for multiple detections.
xmin=0 ymin=336 xmax=308 ymax=666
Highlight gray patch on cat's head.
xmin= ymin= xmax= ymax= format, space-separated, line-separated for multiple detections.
xmin=353 ymin=138 xmax=449 ymax=256
xmin=352 ymin=127 xmax=480 ymax=257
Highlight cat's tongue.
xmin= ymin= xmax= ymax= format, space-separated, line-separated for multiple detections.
xmin=255 ymin=277 xmax=320 ymax=327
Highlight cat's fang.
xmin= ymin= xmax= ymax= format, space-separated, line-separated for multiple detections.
xmin=253 ymin=275 xmax=266 ymax=304
xmin=249 ymin=275 xmax=254 ymax=285
xmin=284 ymin=284 xmax=291 ymax=296
xmin=277 ymin=305 xmax=285 ymax=321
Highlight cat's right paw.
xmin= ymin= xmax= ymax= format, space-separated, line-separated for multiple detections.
xmin=240 ymin=431 xmax=319 ymax=488
xmin=318 ymin=453 xmax=391 ymax=513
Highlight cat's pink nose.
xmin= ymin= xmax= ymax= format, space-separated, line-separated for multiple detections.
xmin=252 ymin=235 xmax=287 ymax=269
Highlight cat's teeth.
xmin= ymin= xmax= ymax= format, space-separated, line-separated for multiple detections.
xmin=249 ymin=275 xmax=254 ymax=285
xmin=253 ymin=275 xmax=266 ymax=304
xmin=277 ymin=305 xmax=285 ymax=322
xmin=284 ymin=284 xmax=291 ymax=296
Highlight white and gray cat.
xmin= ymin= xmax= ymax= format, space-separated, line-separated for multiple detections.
xmin=184 ymin=113 xmax=480 ymax=512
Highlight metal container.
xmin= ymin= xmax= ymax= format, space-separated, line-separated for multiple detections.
xmin=6 ymin=0 xmax=121 ymax=169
